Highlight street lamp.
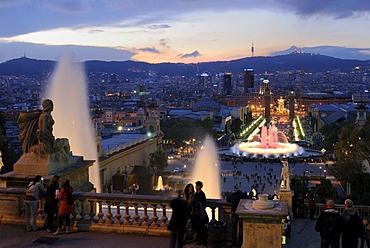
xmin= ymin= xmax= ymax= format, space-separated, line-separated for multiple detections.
xmin=323 ymin=169 xmax=327 ymax=179
xmin=319 ymin=166 xmax=322 ymax=177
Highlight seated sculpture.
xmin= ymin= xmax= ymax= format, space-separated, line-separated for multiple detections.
xmin=18 ymin=99 xmax=71 ymax=163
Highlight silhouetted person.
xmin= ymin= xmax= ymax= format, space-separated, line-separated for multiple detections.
xmin=308 ymin=195 xmax=316 ymax=220
xmin=168 ymin=190 xmax=188 ymax=248
xmin=315 ymin=199 xmax=343 ymax=248
xmin=44 ymin=175 xmax=60 ymax=232
xmin=341 ymin=199 xmax=364 ymax=248
xmin=192 ymin=181 xmax=208 ymax=246
xmin=227 ymin=189 xmax=247 ymax=247
xmin=361 ymin=218 xmax=370 ymax=248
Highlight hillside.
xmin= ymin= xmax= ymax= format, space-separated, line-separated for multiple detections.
xmin=0 ymin=53 xmax=369 ymax=77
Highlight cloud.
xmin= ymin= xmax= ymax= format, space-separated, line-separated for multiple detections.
xmin=147 ymin=24 xmax=171 ymax=30
xmin=138 ymin=47 xmax=160 ymax=53
xmin=88 ymin=29 xmax=104 ymax=34
xmin=159 ymin=39 xmax=169 ymax=48
xmin=180 ymin=50 xmax=201 ymax=59
xmin=275 ymin=0 xmax=370 ymax=19
xmin=0 ymin=42 xmax=135 ymax=62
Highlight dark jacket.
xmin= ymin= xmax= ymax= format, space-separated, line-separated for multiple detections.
xmin=168 ymin=196 xmax=188 ymax=232
xmin=341 ymin=207 xmax=364 ymax=238
xmin=194 ymin=190 xmax=206 ymax=208
xmin=44 ymin=183 xmax=59 ymax=215
xmin=315 ymin=208 xmax=343 ymax=239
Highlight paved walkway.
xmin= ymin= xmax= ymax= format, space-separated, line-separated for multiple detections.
xmin=1 ymin=217 xmax=321 ymax=248
xmin=284 ymin=218 xmax=321 ymax=248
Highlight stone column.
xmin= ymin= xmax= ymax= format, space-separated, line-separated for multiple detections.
xmin=236 ymin=198 xmax=288 ymax=248
xmin=278 ymin=190 xmax=293 ymax=214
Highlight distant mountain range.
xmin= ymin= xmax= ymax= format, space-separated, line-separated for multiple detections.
xmin=0 ymin=53 xmax=369 ymax=77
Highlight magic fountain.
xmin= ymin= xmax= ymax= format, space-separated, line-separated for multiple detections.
xmin=231 ymin=125 xmax=304 ymax=158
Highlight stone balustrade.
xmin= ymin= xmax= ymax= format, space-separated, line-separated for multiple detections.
xmin=303 ymin=202 xmax=370 ymax=219
xmin=0 ymin=187 xmax=232 ymax=237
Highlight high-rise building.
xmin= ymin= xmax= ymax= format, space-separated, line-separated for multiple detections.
xmin=259 ymin=79 xmax=270 ymax=95
xmin=244 ymin=69 xmax=254 ymax=93
xmin=221 ymin=72 xmax=232 ymax=95
xmin=197 ymin=73 xmax=212 ymax=88
xmin=289 ymin=87 xmax=295 ymax=121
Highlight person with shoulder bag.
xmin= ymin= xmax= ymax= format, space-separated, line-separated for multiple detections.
xmin=25 ymin=175 xmax=45 ymax=232
xmin=54 ymin=179 xmax=74 ymax=235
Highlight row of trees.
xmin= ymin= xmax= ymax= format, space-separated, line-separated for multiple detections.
xmin=148 ymin=117 xmax=215 ymax=174
xmin=320 ymin=117 xmax=370 ymax=204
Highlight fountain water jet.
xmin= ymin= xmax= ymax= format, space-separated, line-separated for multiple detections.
xmin=191 ymin=136 xmax=221 ymax=199
xmin=155 ymin=176 xmax=165 ymax=191
xmin=231 ymin=125 xmax=300 ymax=158
xmin=44 ymin=55 xmax=100 ymax=192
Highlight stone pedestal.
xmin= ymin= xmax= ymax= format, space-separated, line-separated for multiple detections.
xmin=278 ymin=190 xmax=293 ymax=214
xmin=236 ymin=199 xmax=288 ymax=248
xmin=0 ymin=155 xmax=95 ymax=192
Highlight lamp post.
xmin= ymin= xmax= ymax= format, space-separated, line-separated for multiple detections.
xmin=319 ymin=166 xmax=322 ymax=177
xmin=323 ymin=169 xmax=327 ymax=180
xmin=303 ymin=170 xmax=309 ymax=189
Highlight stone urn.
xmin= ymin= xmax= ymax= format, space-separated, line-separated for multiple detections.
xmin=252 ymin=194 xmax=274 ymax=210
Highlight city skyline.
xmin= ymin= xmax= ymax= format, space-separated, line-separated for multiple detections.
xmin=1 ymin=0 xmax=370 ymax=63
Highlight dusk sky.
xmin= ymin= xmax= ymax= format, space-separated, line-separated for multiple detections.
xmin=1 ymin=0 xmax=370 ymax=63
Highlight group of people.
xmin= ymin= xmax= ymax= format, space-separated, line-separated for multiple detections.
xmin=24 ymin=175 xmax=74 ymax=235
xmin=168 ymin=181 xmax=209 ymax=248
xmin=315 ymin=198 xmax=370 ymax=248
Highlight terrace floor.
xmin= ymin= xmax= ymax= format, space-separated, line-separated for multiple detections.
xmin=0 ymin=217 xmax=320 ymax=248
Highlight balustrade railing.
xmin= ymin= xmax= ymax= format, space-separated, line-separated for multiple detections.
xmin=0 ymin=187 xmax=232 ymax=237
xmin=297 ymin=202 xmax=370 ymax=219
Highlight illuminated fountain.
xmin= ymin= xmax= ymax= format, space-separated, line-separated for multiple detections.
xmin=155 ymin=176 xmax=165 ymax=191
xmin=45 ymin=55 xmax=100 ymax=192
xmin=231 ymin=125 xmax=304 ymax=158
xmin=191 ymin=136 xmax=221 ymax=199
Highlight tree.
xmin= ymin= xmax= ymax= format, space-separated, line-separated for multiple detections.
xmin=160 ymin=117 xmax=214 ymax=148
xmin=148 ymin=149 xmax=168 ymax=175
xmin=313 ymin=178 xmax=337 ymax=203
xmin=320 ymin=122 xmax=343 ymax=154
xmin=230 ymin=118 xmax=242 ymax=135
xmin=329 ymin=119 xmax=370 ymax=203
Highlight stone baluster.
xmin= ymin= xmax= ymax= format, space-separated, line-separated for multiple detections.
xmin=209 ymin=205 xmax=216 ymax=221
xmin=106 ymin=201 xmax=113 ymax=224
xmin=89 ymin=200 xmax=96 ymax=223
xmin=151 ymin=204 xmax=159 ymax=227
xmin=71 ymin=200 xmax=81 ymax=229
xmin=80 ymin=200 xmax=88 ymax=221
xmin=132 ymin=203 xmax=140 ymax=226
xmin=114 ymin=202 xmax=122 ymax=224
xmin=97 ymin=201 xmax=104 ymax=224
xmin=141 ymin=203 xmax=149 ymax=226
xmin=160 ymin=204 xmax=168 ymax=228
xmin=123 ymin=203 xmax=131 ymax=225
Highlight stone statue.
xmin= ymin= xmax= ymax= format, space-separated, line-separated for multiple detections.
xmin=280 ymin=160 xmax=290 ymax=191
xmin=18 ymin=99 xmax=71 ymax=162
